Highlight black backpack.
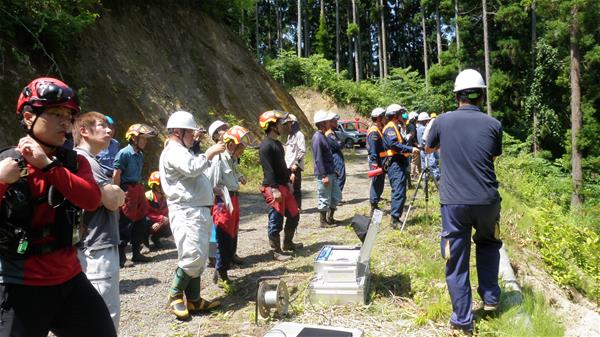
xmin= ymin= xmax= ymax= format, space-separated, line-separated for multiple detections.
xmin=0 ymin=147 xmax=81 ymax=258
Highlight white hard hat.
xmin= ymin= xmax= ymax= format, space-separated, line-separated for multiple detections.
xmin=328 ymin=112 xmax=340 ymax=120
xmin=454 ymin=69 xmax=486 ymax=92
xmin=418 ymin=112 xmax=431 ymax=122
xmin=287 ymin=114 xmax=298 ymax=122
xmin=408 ymin=111 xmax=419 ymax=120
xmin=385 ymin=104 xmax=405 ymax=117
xmin=313 ymin=110 xmax=332 ymax=125
xmin=371 ymin=107 xmax=385 ymax=118
xmin=167 ymin=111 xmax=197 ymax=130
xmin=208 ymin=120 xmax=228 ymax=138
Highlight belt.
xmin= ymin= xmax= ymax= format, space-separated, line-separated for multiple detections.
xmin=383 ymin=149 xmax=410 ymax=158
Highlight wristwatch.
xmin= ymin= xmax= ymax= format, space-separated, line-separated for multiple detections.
xmin=42 ymin=157 xmax=63 ymax=172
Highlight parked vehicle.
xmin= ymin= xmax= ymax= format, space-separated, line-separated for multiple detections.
xmin=335 ymin=119 xmax=367 ymax=148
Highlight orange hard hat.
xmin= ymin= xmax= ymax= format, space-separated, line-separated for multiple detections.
xmin=148 ymin=171 xmax=160 ymax=188
xmin=258 ymin=110 xmax=289 ymax=130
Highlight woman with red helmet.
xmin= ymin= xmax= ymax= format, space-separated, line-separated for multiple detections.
xmin=0 ymin=77 xmax=116 ymax=336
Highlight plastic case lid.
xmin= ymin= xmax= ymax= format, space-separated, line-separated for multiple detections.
xmin=358 ymin=209 xmax=382 ymax=265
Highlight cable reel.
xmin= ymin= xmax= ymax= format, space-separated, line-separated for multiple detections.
xmin=255 ymin=277 xmax=289 ymax=324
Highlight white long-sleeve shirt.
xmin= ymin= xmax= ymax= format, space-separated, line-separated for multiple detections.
xmin=159 ymin=140 xmax=214 ymax=207
xmin=285 ymin=130 xmax=306 ymax=171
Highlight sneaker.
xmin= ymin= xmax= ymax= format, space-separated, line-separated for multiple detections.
xmin=139 ymin=245 xmax=151 ymax=255
xmin=483 ymin=302 xmax=499 ymax=312
xmin=449 ymin=322 xmax=473 ymax=336
xmin=120 ymin=260 xmax=135 ymax=269
xmin=167 ymin=294 xmax=190 ymax=320
xmin=187 ymin=297 xmax=220 ymax=314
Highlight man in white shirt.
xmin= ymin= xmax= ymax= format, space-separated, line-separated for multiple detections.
xmin=284 ymin=114 xmax=306 ymax=210
xmin=159 ymin=111 xmax=225 ymax=320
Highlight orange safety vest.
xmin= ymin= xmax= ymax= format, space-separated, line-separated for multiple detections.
xmin=382 ymin=121 xmax=410 ymax=158
xmin=367 ymin=125 xmax=387 ymax=158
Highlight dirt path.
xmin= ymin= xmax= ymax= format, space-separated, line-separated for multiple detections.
xmin=119 ymin=149 xmax=374 ymax=337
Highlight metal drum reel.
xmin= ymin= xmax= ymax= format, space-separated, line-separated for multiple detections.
xmin=255 ymin=277 xmax=289 ymax=323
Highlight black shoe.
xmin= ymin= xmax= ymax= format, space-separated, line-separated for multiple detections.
xmin=390 ymin=217 xmax=401 ymax=229
xmin=231 ymin=254 xmax=244 ymax=265
xmin=132 ymin=252 xmax=152 ymax=263
xmin=449 ymin=322 xmax=473 ymax=336
xmin=151 ymin=235 xmax=163 ymax=250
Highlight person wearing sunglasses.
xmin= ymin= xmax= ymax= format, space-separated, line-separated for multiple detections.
xmin=0 ymin=77 xmax=116 ymax=337
xmin=113 ymin=123 xmax=157 ymax=267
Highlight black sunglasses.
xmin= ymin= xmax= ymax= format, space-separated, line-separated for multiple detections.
xmin=24 ymin=82 xmax=77 ymax=105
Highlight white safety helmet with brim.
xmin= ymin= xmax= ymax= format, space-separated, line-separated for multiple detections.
xmin=385 ymin=104 xmax=405 ymax=117
xmin=371 ymin=107 xmax=385 ymax=118
xmin=167 ymin=111 xmax=198 ymax=130
xmin=313 ymin=110 xmax=333 ymax=125
xmin=208 ymin=120 xmax=228 ymax=138
xmin=418 ymin=112 xmax=431 ymax=122
xmin=408 ymin=111 xmax=418 ymax=120
xmin=453 ymin=69 xmax=487 ymax=93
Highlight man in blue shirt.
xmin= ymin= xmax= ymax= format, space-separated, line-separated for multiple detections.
xmin=97 ymin=115 xmax=120 ymax=177
xmin=416 ymin=112 xmax=440 ymax=182
xmin=367 ymin=107 xmax=386 ymax=215
xmin=312 ymin=110 xmax=340 ymax=228
xmin=426 ymin=69 xmax=503 ymax=334
xmin=113 ymin=123 xmax=157 ymax=267
xmin=382 ymin=104 xmax=420 ymax=229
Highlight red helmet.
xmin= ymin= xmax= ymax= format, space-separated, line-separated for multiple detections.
xmin=16 ymin=77 xmax=80 ymax=115
xmin=148 ymin=171 xmax=161 ymax=188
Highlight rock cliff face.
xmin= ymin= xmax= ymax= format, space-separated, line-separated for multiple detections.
xmin=0 ymin=2 xmax=307 ymax=166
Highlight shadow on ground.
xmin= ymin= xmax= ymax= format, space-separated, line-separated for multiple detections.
xmin=120 ymin=277 xmax=161 ymax=294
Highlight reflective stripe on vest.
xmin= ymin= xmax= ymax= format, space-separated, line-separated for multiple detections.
xmin=382 ymin=121 xmax=410 ymax=158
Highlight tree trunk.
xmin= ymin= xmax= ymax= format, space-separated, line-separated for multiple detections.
xmin=570 ymin=5 xmax=583 ymax=208
xmin=482 ymin=0 xmax=492 ymax=115
xmin=304 ymin=3 xmax=310 ymax=56
xmin=379 ymin=0 xmax=388 ymax=77
xmin=347 ymin=4 xmax=354 ymax=79
xmin=267 ymin=1 xmax=272 ymax=54
xmin=256 ymin=2 xmax=260 ymax=60
xmin=455 ymin=0 xmax=460 ymax=67
xmin=436 ymin=1 xmax=442 ymax=63
xmin=531 ymin=0 xmax=539 ymax=154
xmin=377 ymin=1 xmax=384 ymax=78
xmin=336 ymin=0 xmax=340 ymax=74
xmin=321 ymin=0 xmax=325 ymax=15
xmin=297 ymin=0 xmax=302 ymax=57
xmin=421 ymin=4 xmax=429 ymax=88
xmin=351 ymin=0 xmax=360 ymax=82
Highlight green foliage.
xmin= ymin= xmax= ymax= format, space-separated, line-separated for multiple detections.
xmin=0 ymin=0 xmax=101 ymax=48
xmin=497 ymin=136 xmax=600 ymax=303
xmin=314 ymin=14 xmax=330 ymax=58
xmin=266 ymin=52 xmax=451 ymax=115
xmin=346 ymin=23 xmax=359 ymax=37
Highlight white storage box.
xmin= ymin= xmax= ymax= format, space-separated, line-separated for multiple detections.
xmin=309 ymin=210 xmax=382 ymax=305
xmin=263 ymin=322 xmax=363 ymax=337
xmin=309 ymin=275 xmax=368 ymax=305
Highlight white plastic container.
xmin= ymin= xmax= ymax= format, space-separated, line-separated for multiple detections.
xmin=309 ymin=210 xmax=382 ymax=305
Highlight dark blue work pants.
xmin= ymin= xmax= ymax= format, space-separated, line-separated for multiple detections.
xmin=387 ymin=160 xmax=408 ymax=220
xmin=369 ymin=164 xmax=386 ymax=207
xmin=440 ymin=199 xmax=502 ymax=330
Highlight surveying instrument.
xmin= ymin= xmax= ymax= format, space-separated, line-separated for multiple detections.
xmin=400 ymin=154 xmax=439 ymax=232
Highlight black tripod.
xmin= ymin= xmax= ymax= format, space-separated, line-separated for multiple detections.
xmin=400 ymin=160 xmax=439 ymax=232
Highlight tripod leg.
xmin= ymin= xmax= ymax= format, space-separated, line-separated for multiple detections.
xmin=400 ymin=169 xmax=425 ymax=232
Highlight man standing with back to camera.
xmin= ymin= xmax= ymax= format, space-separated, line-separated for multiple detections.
xmin=426 ymin=69 xmax=503 ymax=334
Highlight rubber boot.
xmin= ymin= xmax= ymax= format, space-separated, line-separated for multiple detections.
xmin=131 ymin=244 xmax=152 ymax=262
xmin=390 ymin=216 xmax=401 ymax=230
xmin=168 ymin=267 xmax=191 ymax=320
xmin=327 ymin=208 xmax=338 ymax=226
xmin=269 ymin=235 xmax=292 ymax=261
xmin=282 ymin=220 xmax=303 ymax=251
xmin=319 ymin=212 xmax=334 ymax=228
xmin=370 ymin=203 xmax=379 ymax=218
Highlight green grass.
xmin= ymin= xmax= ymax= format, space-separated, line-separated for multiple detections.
xmin=363 ymin=178 xmax=564 ymax=336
